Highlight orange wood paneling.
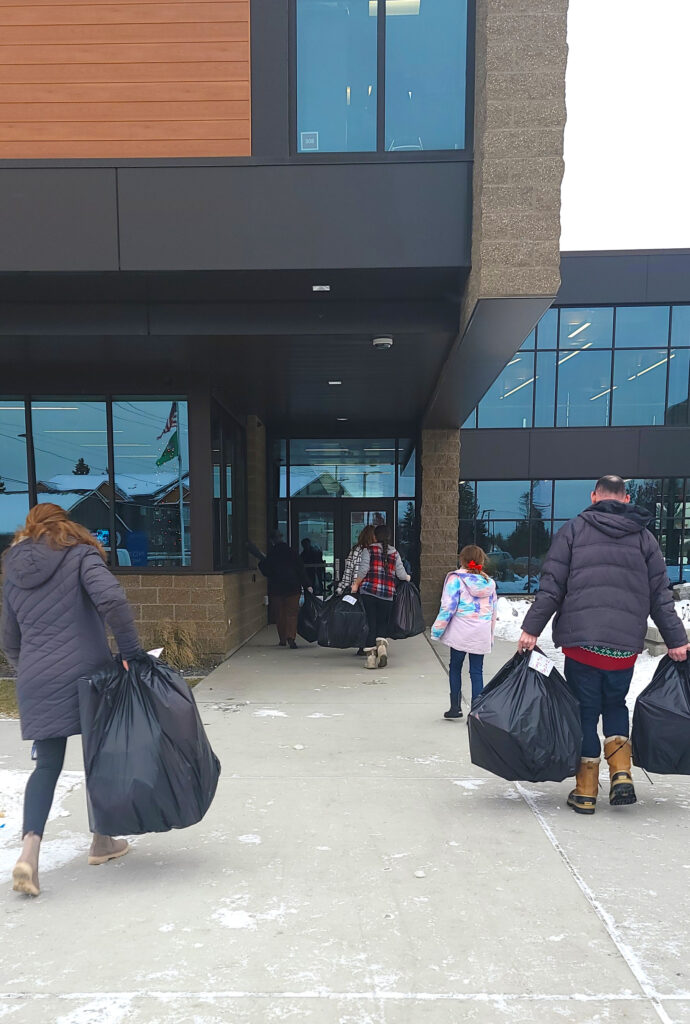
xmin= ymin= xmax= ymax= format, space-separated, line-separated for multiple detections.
xmin=0 ymin=0 xmax=251 ymax=158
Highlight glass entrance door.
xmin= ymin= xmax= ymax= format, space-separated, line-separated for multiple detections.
xmin=291 ymin=499 xmax=395 ymax=596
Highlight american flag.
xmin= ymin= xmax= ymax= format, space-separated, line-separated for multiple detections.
xmin=157 ymin=401 xmax=178 ymax=440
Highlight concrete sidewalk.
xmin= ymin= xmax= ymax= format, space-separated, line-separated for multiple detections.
xmin=2 ymin=630 xmax=690 ymax=1024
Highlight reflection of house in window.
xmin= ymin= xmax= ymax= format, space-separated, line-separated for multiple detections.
xmin=291 ymin=471 xmax=351 ymax=498
xmin=33 ymin=472 xmax=191 ymax=567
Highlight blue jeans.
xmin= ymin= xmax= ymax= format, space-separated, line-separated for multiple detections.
xmin=564 ymin=658 xmax=634 ymax=759
xmin=449 ymin=648 xmax=485 ymax=703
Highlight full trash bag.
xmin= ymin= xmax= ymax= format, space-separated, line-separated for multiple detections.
xmin=298 ymin=591 xmax=322 ymax=643
xmin=468 ymin=650 xmax=582 ymax=783
xmin=388 ymin=581 xmax=425 ymax=640
xmin=317 ymin=593 xmax=369 ymax=649
xmin=632 ymin=656 xmax=690 ymax=774
xmin=79 ymin=654 xmax=221 ymax=835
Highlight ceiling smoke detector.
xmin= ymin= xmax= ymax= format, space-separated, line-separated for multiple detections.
xmin=372 ymin=336 xmax=393 ymax=350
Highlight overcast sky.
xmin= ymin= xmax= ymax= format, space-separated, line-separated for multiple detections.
xmin=561 ymin=0 xmax=690 ymax=251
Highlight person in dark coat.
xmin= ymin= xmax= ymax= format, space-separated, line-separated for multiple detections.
xmin=519 ymin=475 xmax=688 ymax=815
xmin=259 ymin=531 xmax=311 ymax=648
xmin=1 ymin=503 xmax=142 ymax=897
xmin=300 ymin=537 xmax=326 ymax=596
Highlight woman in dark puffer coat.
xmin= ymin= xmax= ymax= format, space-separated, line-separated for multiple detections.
xmin=1 ymin=504 xmax=142 ymax=897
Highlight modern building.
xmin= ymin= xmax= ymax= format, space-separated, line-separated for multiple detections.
xmin=0 ymin=0 xmax=569 ymax=661
xmin=460 ymin=249 xmax=690 ymax=594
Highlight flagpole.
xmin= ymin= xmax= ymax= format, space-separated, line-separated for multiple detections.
xmin=175 ymin=402 xmax=187 ymax=566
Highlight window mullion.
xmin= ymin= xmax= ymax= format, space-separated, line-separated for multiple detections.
xmin=377 ymin=0 xmax=386 ymax=152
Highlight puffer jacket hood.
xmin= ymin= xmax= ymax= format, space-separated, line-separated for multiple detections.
xmin=3 ymin=540 xmax=70 ymax=590
xmin=579 ymin=500 xmax=651 ymax=538
xmin=459 ymin=571 xmax=494 ymax=597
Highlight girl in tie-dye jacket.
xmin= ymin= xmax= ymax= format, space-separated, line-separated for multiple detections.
xmin=431 ymin=545 xmax=497 ymax=719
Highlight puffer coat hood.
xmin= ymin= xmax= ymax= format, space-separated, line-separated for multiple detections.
xmin=1 ymin=540 xmax=141 ymax=741
xmin=3 ymin=541 xmax=69 ymax=589
xmin=578 ymin=499 xmax=651 ymax=538
xmin=522 ymin=500 xmax=686 ymax=654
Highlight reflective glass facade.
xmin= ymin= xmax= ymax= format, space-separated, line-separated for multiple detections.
xmin=464 ymin=304 xmax=690 ymax=429
xmin=460 ymin=478 xmax=690 ymax=593
xmin=0 ymin=397 xmax=191 ymax=567
xmin=296 ymin=0 xmax=469 ymax=154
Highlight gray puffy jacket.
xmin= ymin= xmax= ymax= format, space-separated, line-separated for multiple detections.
xmin=522 ymin=500 xmax=686 ymax=654
xmin=1 ymin=540 xmax=141 ymax=740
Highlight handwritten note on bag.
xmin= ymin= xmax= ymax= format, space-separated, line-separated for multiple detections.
xmin=529 ymin=650 xmax=556 ymax=677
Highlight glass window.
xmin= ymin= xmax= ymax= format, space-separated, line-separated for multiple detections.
xmin=615 ymin=305 xmax=669 ymax=348
xmin=477 ymin=352 xmax=535 ymax=428
xmin=0 ymin=399 xmax=29 ymax=556
xmin=667 ymin=348 xmax=690 ymax=425
xmin=556 ymin=348 xmax=612 ymax=426
xmin=553 ymin=480 xmax=593 ymax=520
xmin=459 ymin=481 xmax=478 ymax=520
xmin=397 ymin=500 xmax=417 ymax=575
xmin=476 ymin=481 xmax=531 ymax=521
xmin=297 ymin=0 xmax=377 ymax=153
xmin=558 ymin=307 xmax=613 ymax=349
xmin=112 ymin=400 xmax=190 ymax=568
xmin=626 ymin=479 xmax=662 ymax=529
xmin=534 ymin=351 xmax=556 ymax=427
xmin=485 ymin=521 xmax=528 ymax=594
xmin=270 ymin=439 xmax=287 ymax=499
xmin=612 ymin=350 xmax=668 ymax=426
xmin=536 ymin=307 xmax=558 ymax=349
xmin=462 ymin=409 xmax=476 ymax=429
xmin=529 ymin=520 xmax=552 ymax=593
xmin=385 ymin=0 xmax=467 ymax=152
xmin=519 ymin=329 xmax=535 ymax=351
xmin=531 ymin=479 xmax=553 ymax=519
xmin=671 ymin=306 xmax=690 ymax=347
xmin=31 ymin=399 xmax=115 ymax=560
xmin=288 ymin=439 xmax=396 ymax=498
xmin=397 ymin=440 xmax=416 ymax=498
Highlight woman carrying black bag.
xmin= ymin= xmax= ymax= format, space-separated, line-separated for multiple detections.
xmin=352 ymin=524 xmax=410 ymax=669
xmin=0 ymin=504 xmax=142 ymax=897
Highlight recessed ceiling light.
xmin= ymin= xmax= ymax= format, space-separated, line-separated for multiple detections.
xmin=328 ymin=380 xmax=342 ymax=385
xmin=337 ymin=417 xmax=348 ymax=422
xmin=313 ymin=284 xmax=331 ymax=292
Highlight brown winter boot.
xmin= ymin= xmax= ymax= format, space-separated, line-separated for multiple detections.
xmin=12 ymin=832 xmax=41 ymax=897
xmin=376 ymin=637 xmax=389 ymax=668
xmin=364 ymin=648 xmax=378 ymax=670
xmin=604 ymin=736 xmax=637 ymax=806
xmin=88 ymin=834 xmax=130 ymax=866
xmin=566 ymin=757 xmax=600 ymax=815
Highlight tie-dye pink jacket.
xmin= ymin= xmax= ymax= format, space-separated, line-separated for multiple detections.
xmin=431 ymin=571 xmax=497 ymax=655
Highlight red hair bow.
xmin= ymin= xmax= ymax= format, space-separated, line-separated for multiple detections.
xmin=467 ymin=560 xmax=483 ymax=572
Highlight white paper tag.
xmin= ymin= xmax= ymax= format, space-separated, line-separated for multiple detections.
xmin=529 ymin=650 xmax=555 ymax=677
xmin=148 ymin=647 xmax=164 ymax=659
xmin=342 ymin=595 xmax=358 ymax=606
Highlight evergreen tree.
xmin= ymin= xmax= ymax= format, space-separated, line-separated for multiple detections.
xmin=73 ymin=457 xmax=91 ymax=476
xmin=0 ymin=477 xmax=5 ymax=494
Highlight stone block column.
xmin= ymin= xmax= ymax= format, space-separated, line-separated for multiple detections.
xmin=419 ymin=429 xmax=461 ymax=625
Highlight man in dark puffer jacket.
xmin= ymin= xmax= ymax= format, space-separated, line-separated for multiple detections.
xmin=519 ymin=475 xmax=688 ymax=815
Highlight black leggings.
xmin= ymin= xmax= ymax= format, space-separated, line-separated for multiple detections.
xmin=23 ymin=737 xmax=67 ymax=838
xmin=361 ymin=594 xmax=392 ymax=649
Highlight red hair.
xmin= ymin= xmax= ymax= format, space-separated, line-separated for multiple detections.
xmin=12 ymin=504 xmax=106 ymax=561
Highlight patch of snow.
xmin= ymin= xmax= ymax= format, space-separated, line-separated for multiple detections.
xmin=55 ymin=996 xmax=133 ymax=1024
xmin=237 ymin=834 xmax=262 ymax=845
xmin=0 ymin=769 xmax=86 ymax=876
xmin=213 ymin=908 xmax=257 ymax=930
xmin=452 ymin=780 xmax=487 ymax=790
xmin=413 ymin=870 xmax=426 ymax=878
xmin=253 ymin=709 xmax=288 ymax=718
xmin=306 ymin=713 xmax=344 ymax=719
xmin=159 ymin=924 xmax=175 ymax=933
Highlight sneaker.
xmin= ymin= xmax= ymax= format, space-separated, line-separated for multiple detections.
xmin=444 ymin=707 xmax=463 ymax=720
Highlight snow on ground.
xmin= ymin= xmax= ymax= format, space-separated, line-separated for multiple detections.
xmin=494 ymin=597 xmax=690 ymax=709
xmin=0 ymin=768 xmax=87 ymax=875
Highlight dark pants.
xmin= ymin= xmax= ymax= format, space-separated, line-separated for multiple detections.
xmin=361 ymin=594 xmax=392 ymax=648
xmin=449 ymin=648 xmax=485 ymax=703
xmin=271 ymin=593 xmax=301 ymax=644
xmin=564 ymin=657 xmax=634 ymax=759
xmin=23 ymin=737 xmax=67 ymax=838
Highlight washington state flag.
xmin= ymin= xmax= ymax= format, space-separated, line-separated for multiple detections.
xmin=156 ymin=430 xmax=179 ymax=467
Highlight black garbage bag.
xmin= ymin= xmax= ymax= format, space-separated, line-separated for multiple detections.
xmin=468 ymin=650 xmax=582 ymax=783
xmin=632 ymin=656 xmax=690 ymax=774
xmin=79 ymin=654 xmax=221 ymax=836
xmin=388 ymin=581 xmax=425 ymax=640
xmin=317 ymin=593 xmax=369 ymax=649
xmin=298 ymin=591 xmax=322 ymax=644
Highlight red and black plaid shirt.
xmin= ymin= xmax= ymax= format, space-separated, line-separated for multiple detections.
xmin=361 ymin=544 xmax=398 ymax=600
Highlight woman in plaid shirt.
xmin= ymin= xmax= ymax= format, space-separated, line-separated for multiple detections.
xmin=352 ymin=524 xmax=410 ymax=669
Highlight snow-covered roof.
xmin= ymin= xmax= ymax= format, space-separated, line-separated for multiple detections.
xmin=41 ymin=472 xmax=189 ymax=499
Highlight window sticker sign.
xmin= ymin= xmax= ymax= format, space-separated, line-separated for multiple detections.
xmin=301 ymin=131 xmax=319 ymax=151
